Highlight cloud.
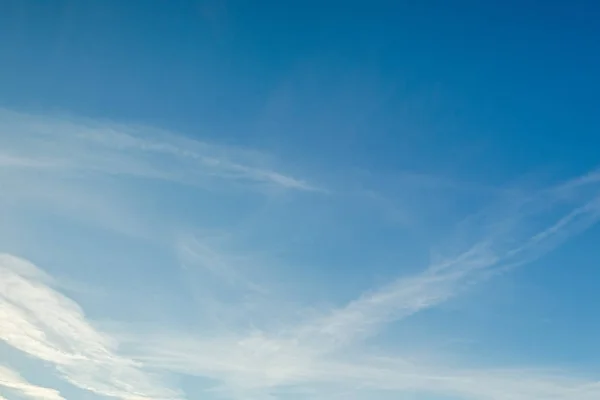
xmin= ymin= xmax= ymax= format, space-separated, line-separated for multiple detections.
xmin=0 ymin=364 xmax=65 ymax=400
xmin=120 ymin=169 xmax=600 ymax=399
xmin=290 ymin=173 xmax=600 ymax=354
xmin=127 ymin=332 xmax=600 ymax=400
xmin=3 ymin=108 xmax=600 ymax=400
xmin=0 ymin=107 xmax=320 ymax=243
xmin=0 ymin=108 xmax=318 ymax=192
xmin=301 ymin=197 xmax=600 ymax=354
xmin=0 ymin=254 xmax=183 ymax=400
xmin=315 ymin=360 xmax=600 ymax=400
xmin=0 ymin=154 xmax=58 ymax=168
xmin=177 ymin=232 xmax=267 ymax=294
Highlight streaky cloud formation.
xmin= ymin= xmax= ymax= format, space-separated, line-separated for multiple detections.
xmin=2 ymin=1 xmax=600 ymax=399
xmin=0 ymin=108 xmax=318 ymax=192
xmin=1 ymin=109 xmax=600 ymax=400
xmin=0 ymin=254 xmax=183 ymax=400
xmin=0 ymin=364 xmax=65 ymax=400
xmin=296 ymin=184 xmax=600 ymax=353
xmin=0 ymin=108 xmax=321 ymax=243
xmin=121 ymin=169 xmax=600 ymax=399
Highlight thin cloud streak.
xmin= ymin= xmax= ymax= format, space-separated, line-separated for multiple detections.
xmin=0 ymin=108 xmax=319 ymax=192
xmin=317 ymin=359 xmax=600 ymax=400
xmin=177 ymin=233 xmax=267 ymax=294
xmin=294 ymin=179 xmax=600 ymax=352
xmin=0 ymin=364 xmax=65 ymax=400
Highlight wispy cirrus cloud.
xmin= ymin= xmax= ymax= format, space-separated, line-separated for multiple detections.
xmin=2 ymin=107 xmax=600 ymax=400
xmin=0 ymin=108 xmax=318 ymax=192
xmin=127 ymin=331 xmax=600 ymax=400
xmin=1 ymin=163 xmax=599 ymax=399
xmin=0 ymin=364 xmax=65 ymax=400
xmin=0 ymin=253 xmax=183 ymax=400
xmin=120 ymin=168 xmax=600 ymax=399
xmin=0 ymin=108 xmax=320 ymax=243
xmin=295 ymin=192 xmax=600 ymax=353
xmin=177 ymin=232 xmax=268 ymax=294
xmin=0 ymin=154 xmax=58 ymax=168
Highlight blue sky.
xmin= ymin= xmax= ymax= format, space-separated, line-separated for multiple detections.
xmin=1 ymin=1 xmax=600 ymax=399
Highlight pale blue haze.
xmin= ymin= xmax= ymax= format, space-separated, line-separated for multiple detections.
xmin=0 ymin=1 xmax=599 ymax=400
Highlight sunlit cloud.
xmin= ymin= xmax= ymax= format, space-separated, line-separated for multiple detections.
xmin=0 ymin=254 xmax=183 ymax=400
xmin=0 ymin=364 xmax=65 ymax=400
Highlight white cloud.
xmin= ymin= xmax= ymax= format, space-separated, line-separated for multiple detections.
xmin=0 ymin=108 xmax=320 ymax=244
xmin=120 ymin=170 xmax=600 ymax=399
xmin=0 ymin=154 xmax=58 ymax=168
xmin=0 ymin=364 xmax=65 ymax=400
xmin=316 ymin=360 xmax=600 ymax=400
xmin=2 ymin=108 xmax=600 ymax=400
xmin=1 ymin=161 xmax=599 ymax=399
xmin=0 ymin=254 xmax=183 ymax=400
xmin=290 ymin=176 xmax=600 ymax=354
xmin=0 ymin=108 xmax=318 ymax=192
xmin=127 ymin=332 xmax=600 ymax=400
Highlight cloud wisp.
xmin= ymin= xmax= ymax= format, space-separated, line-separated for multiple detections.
xmin=0 ymin=254 xmax=183 ymax=400
xmin=0 ymin=108 xmax=321 ymax=243
xmin=0 ymin=108 xmax=318 ymax=192
xmin=295 ymin=194 xmax=600 ymax=353
xmin=0 ymin=364 xmax=65 ymax=400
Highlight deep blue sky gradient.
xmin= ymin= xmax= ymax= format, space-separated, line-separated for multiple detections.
xmin=1 ymin=2 xmax=600 ymax=399
xmin=2 ymin=1 xmax=599 ymax=181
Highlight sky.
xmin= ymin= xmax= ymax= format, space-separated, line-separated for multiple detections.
xmin=1 ymin=1 xmax=600 ymax=399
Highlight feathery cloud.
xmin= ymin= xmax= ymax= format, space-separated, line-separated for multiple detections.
xmin=0 ymin=253 xmax=183 ymax=400
xmin=120 ymin=168 xmax=600 ymax=399
xmin=3 ymin=108 xmax=600 ymax=400
xmin=0 ymin=364 xmax=65 ymax=400
xmin=0 ymin=108 xmax=318 ymax=192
